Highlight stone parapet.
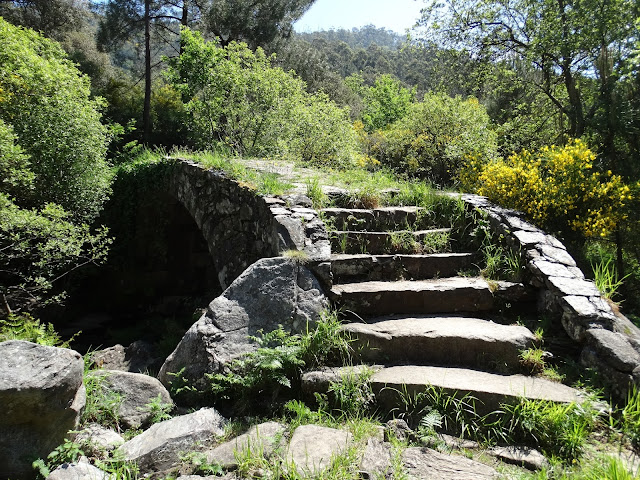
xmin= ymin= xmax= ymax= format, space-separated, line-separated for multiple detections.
xmin=460 ymin=193 xmax=640 ymax=399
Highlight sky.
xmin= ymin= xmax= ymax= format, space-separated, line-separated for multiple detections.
xmin=294 ymin=0 xmax=425 ymax=34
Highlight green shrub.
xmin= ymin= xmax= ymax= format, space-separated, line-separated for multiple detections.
xmin=205 ymin=310 xmax=351 ymax=415
xmin=166 ymin=28 xmax=357 ymax=167
xmin=0 ymin=312 xmax=75 ymax=347
xmin=366 ymin=93 xmax=497 ymax=185
xmin=0 ymin=119 xmax=34 ymax=200
xmin=460 ymin=139 xmax=631 ymax=239
xmin=0 ymin=18 xmax=111 ymax=223
xmin=347 ymin=73 xmax=415 ymax=132
xmin=0 ymin=193 xmax=111 ymax=312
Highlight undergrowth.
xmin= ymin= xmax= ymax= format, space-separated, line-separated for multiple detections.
xmin=0 ymin=312 xmax=78 ymax=347
xmin=386 ymin=384 xmax=602 ymax=463
xmin=203 ymin=309 xmax=353 ymax=416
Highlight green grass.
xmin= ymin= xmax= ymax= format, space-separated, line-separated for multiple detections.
xmin=171 ymin=150 xmax=294 ymax=195
xmin=592 ymin=257 xmax=629 ymax=302
xmin=519 ymin=347 xmax=548 ymax=375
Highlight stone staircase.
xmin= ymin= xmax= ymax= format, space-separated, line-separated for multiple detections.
xmin=303 ymin=204 xmax=589 ymax=414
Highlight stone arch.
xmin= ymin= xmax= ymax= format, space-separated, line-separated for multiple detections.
xmin=166 ymin=160 xmax=282 ymax=290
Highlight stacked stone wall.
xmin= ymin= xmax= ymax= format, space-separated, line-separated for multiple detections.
xmin=462 ymin=194 xmax=640 ymax=399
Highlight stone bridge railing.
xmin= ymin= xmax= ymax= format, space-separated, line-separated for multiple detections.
xmin=462 ymin=194 xmax=640 ymax=399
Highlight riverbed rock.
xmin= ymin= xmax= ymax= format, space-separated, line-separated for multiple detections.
xmin=0 ymin=341 xmax=85 ymax=479
xmin=90 ymin=341 xmax=161 ymax=373
xmin=158 ymin=258 xmax=327 ymax=394
xmin=489 ymin=446 xmax=548 ymax=470
xmin=74 ymin=424 xmax=124 ymax=456
xmin=286 ymin=424 xmax=353 ymax=476
xmin=48 ymin=457 xmax=108 ymax=480
xmin=205 ymin=421 xmax=286 ymax=469
xmin=118 ymin=408 xmax=226 ymax=472
xmin=88 ymin=370 xmax=172 ymax=429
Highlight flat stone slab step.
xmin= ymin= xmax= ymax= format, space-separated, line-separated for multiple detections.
xmin=330 ymin=228 xmax=451 ymax=255
xmin=330 ymin=253 xmax=477 ymax=283
xmin=343 ymin=315 xmax=537 ymax=371
xmin=302 ymin=365 xmax=589 ymax=415
xmin=331 ymin=277 xmax=500 ymax=315
xmin=322 ymin=206 xmax=440 ymax=231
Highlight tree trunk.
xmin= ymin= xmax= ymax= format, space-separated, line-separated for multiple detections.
xmin=143 ymin=0 xmax=152 ymax=144
xmin=557 ymin=0 xmax=584 ymax=138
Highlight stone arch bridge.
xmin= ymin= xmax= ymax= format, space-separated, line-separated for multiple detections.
xmin=118 ymin=158 xmax=640 ymax=401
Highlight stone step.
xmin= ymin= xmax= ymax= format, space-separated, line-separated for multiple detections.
xmin=330 ymin=253 xmax=478 ymax=283
xmin=343 ymin=315 xmax=537 ymax=372
xmin=330 ymin=277 xmax=532 ymax=316
xmin=330 ymin=229 xmax=451 ymax=255
xmin=321 ymin=206 xmax=437 ymax=231
xmin=302 ymin=365 xmax=589 ymax=415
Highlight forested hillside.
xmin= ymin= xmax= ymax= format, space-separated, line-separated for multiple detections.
xmin=0 ymin=0 xmax=639 ymax=318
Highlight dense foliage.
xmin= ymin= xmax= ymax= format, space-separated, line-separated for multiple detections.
xmin=167 ymin=28 xmax=357 ymax=166
xmin=0 ymin=19 xmax=111 ymax=314
xmin=359 ymin=94 xmax=498 ymax=185
xmin=460 ymin=140 xmax=631 ymax=239
xmin=0 ymin=18 xmax=111 ymax=223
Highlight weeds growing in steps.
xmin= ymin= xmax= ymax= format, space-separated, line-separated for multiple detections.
xmin=384 ymin=384 xmax=603 ymax=463
xmin=306 ymin=177 xmax=327 ymax=209
xmin=282 ymin=248 xmax=310 ymax=265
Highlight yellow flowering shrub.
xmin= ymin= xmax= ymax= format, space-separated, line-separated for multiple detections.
xmin=459 ymin=140 xmax=631 ymax=238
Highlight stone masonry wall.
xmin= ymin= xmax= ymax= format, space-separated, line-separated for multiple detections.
xmin=168 ymin=160 xmax=329 ymax=290
xmin=462 ymin=194 xmax=640 ymax=399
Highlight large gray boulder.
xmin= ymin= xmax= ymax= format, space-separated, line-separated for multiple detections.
xmin=88 ymin=370 xmax=172 ymax=429
xmin=158 ymin=258 xmax=327 ymax=391
xmin=118 ymin=408 xmax=226 ymax=472
xmin=285 ymin=425 xmax=353 ymax=476
xmin=205 ymin=421 xmax=286 ymax=469
xmin=0 ymin=341 xmax=85 ymax=479
xmin=48 ymin=457 xmax=108 ymax=480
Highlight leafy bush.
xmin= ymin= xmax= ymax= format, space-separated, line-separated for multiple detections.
xmin=365 ymin=93 xmax=497 ymax=185
xmin=0 ymin=18 xmax=111 ymax=223
xmin=501 ymin=399 xmax=598 ymax=461
xmin=0 ymin=119 xmax=34 ymax=200
xmin=460 ymin=139 xmax=631 ymax=239
xmin=0 ymin=193 xmax=111 ymax=312
xmin=204 ymin=311 xmax=352 ymax=415
xmin=347 ymin=73 xmax=415 ymax=132
xmin=0 ymin=312 xmax=73 ymax=346
xmin=167 ymin=28 xmax=357 ymax=167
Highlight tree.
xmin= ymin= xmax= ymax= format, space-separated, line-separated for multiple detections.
xmin=204 ymin=0 xmax=316 ymax=50
xmin=0 ymin=18 xmax=111 ymax=223
xmin=0 ymin=21 xmax=112 ymax=314
xmin=97 ymin=0 xmax=207 ymax=142
xmin=166 ymin=28 xmax=357 ymax=166
xmin=347 ymin=73 xmax=415 ymax=132
xmin=419 ymin=0 xmax=637 ymax=141
xmin=0 ymin=0 xmax=88 ymax=40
